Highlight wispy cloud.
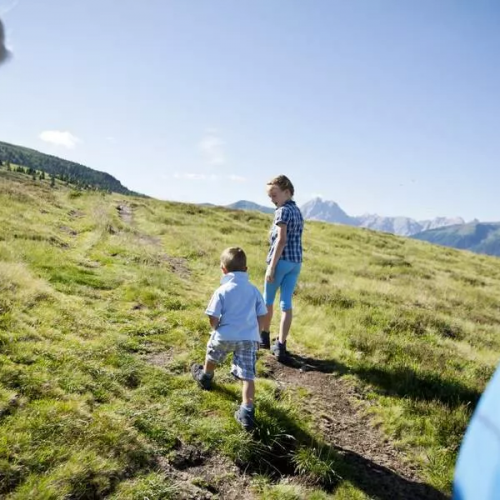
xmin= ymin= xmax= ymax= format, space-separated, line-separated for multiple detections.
xmin=39 ymin=130 xmax=81 ymax=149
xmin=199 ymin=129 xmax=226 ymax=166
xmin=173 ymin=172 xmax=218 ymax=181
xmin=228 ymin=175 xmax=247 ymax=182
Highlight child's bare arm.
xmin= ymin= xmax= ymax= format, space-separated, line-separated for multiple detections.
xmin=208 ymin=315 xmax=220 ymax=330
xmin=266 ymin=223 xmax=287 ymax=282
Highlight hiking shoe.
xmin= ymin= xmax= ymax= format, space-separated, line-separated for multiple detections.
xmin=260 ymin=331 xmax=271 ymax=349
xmin=271 ymin=340 xmax=288 ymax=363
xmin=190 ymin=363 xmax=212 ymax=390
xmin=234 ymin=406 xmax=256 ymax=432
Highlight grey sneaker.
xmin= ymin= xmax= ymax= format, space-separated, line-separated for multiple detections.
xmin=191 ymin=363 xmax=212 ymax=390
xmin=260 ymin=331 xmax=271 ymax=349
xmin=270 ymin=340 xmax=288 ymax=363
xmin=234 ymin=406 xmax=256 ymax=431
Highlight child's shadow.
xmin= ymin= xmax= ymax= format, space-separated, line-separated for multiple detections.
xmin=281 ymin=352 xmax=480 ymax=410
xmin=279 ymin=352 xmax=347 ymax=374
xmin=210 ymin=364 xmax=450 ymax=499
xmin=258 ymin=389 xmax=449 ymax=500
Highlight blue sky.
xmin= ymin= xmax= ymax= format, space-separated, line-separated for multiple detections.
xmin=1 ymin=0 xmax=499 ymax=221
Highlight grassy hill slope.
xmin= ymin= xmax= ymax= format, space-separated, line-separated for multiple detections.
xmin=1 ymin=165 xmax=500 ymax=498
xmin=412 ymin=221 xmax=500 ymax=257
xmin=0 ymin=140 xmax=140 ymax=196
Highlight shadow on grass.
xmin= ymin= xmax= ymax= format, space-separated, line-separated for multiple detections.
xmin=208 ymin=380 xmax=449 ymax=499
xmin=254 ymin=401 xmax=449 ymax=500
xmin=334 ymin=444 xmax=449 ymax=500
xmin=282 ymin=353 xmax=481 ymax=410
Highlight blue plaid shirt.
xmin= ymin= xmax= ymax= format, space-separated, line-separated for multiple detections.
xmin=267 ymin=200 xmax=304 ymax=264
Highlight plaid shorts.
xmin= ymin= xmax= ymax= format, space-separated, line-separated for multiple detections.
xmin=206 ymin=335 xmax=259 ymax=381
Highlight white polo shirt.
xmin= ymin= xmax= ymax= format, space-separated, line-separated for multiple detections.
xmin=205 ymin=272 xmax=268 ymax=342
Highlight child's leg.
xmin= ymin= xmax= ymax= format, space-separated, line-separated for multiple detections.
xmin=262 ymin=275 xmax=278 ymax=336
xmin=233 ymin=341 xmax=258 ymax=431
xmin=270 ymin=263 xmax=302 ymax=361
xmin=259 ymin=304 xmax=273 ymax=349
xmin=192 ymin=337 xmax=228 ymax=389
xmin=278 ymin=263 xmax=301 ymax=344
xmin=231 ymin=341 xmax=258 ymax=384
xmin=242 ymin=379 xmax=255 ymax=406
xmin=279 ymin=263 xmax=301 ymax=344
xmin=261 ymin=304 xmax=273 ymax=333
xmin=262 ymin=260 xmax=292 ymax=334
xmin=231 ymin=341 xmax=257 ymax=405
xmin=205 ymin=336 xmax=230 ymax=374
xmin=203 ymin=359 xmax=217 ymax=376
xmin=279 ymin=309 xmax=293 ymax=344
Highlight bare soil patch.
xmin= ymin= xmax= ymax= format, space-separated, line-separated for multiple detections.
xmin=156 ymin=447 xmax=255 ymax=500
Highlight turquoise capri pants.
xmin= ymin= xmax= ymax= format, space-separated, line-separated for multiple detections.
xmin=263 ymin=259 xmax=302 ymax=311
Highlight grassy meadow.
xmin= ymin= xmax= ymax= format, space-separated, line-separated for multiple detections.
xmin=1 ymin=165 xmax=500 ymax=499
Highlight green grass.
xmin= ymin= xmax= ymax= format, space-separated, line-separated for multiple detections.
xmin=1 ymin=165 xmax=499 ymax=497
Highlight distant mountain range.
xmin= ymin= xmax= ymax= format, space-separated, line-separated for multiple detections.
xmin=300 ymin=197 xmax=465 ymax=237
xmin=412 ymin=222 xmax=500 ymax=257
xmin=226 ymin=200 xmax=275 ymax=214
xmin=226 ymin=197 xmax=465 ymax=237
xmin=225 ymin=197 xmax=500 ymax=257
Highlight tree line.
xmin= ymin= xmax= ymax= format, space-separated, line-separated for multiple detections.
xmin=0 ymin=161 xmax=112 ymax=191
xmin=0 ymin=141 xmax=142 ymax=196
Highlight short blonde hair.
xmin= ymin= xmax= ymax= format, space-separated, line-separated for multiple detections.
xmin=220 ymin=247 xmax=247 ymax=272
xmin=267 ymin=175 xmax=295 ymax=197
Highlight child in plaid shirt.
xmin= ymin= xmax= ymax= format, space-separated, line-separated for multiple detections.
xmin=260 ymin=175 xmax=304 ymax=362
xmin=191 ymin=247 xmax=267 ymax=431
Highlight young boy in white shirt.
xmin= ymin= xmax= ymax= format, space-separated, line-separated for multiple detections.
xmin=191 ymin=247 xmax=268 ymax=431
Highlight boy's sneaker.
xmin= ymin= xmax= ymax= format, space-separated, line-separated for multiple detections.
xmin=271 ymin=340 xmax=288 ymax=363
xmin=260 ymin=331 xmax=271 ymax=349
xmin=234 ymin=405 xmax=256 ymax=432
xmin=191 ymin=364 xmax=213 ymax=390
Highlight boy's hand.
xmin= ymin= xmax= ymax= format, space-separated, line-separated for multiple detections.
xmin=208 ymin=315 xmax=220 ymax=330
xmin=265 ymin=265 xmax=275 ymax=283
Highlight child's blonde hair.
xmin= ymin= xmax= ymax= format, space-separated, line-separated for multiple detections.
xmin=221 ymin=247 xmax=247 ymax=272
xmin=267 ymin=175 xmax=295 ymax=197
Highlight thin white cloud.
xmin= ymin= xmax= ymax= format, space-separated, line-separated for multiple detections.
xmin=39 ymin=130 xmax=81 ymax=149
xmin=228 ymin=175 xmax=247 ymax=182
xmin=199 ymin=129 xmax=226 ymax=165
xmin=173 ymin=172 xmax=218 ymax=181
xmin=106 ymin=136 xmax=117 ymax=144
